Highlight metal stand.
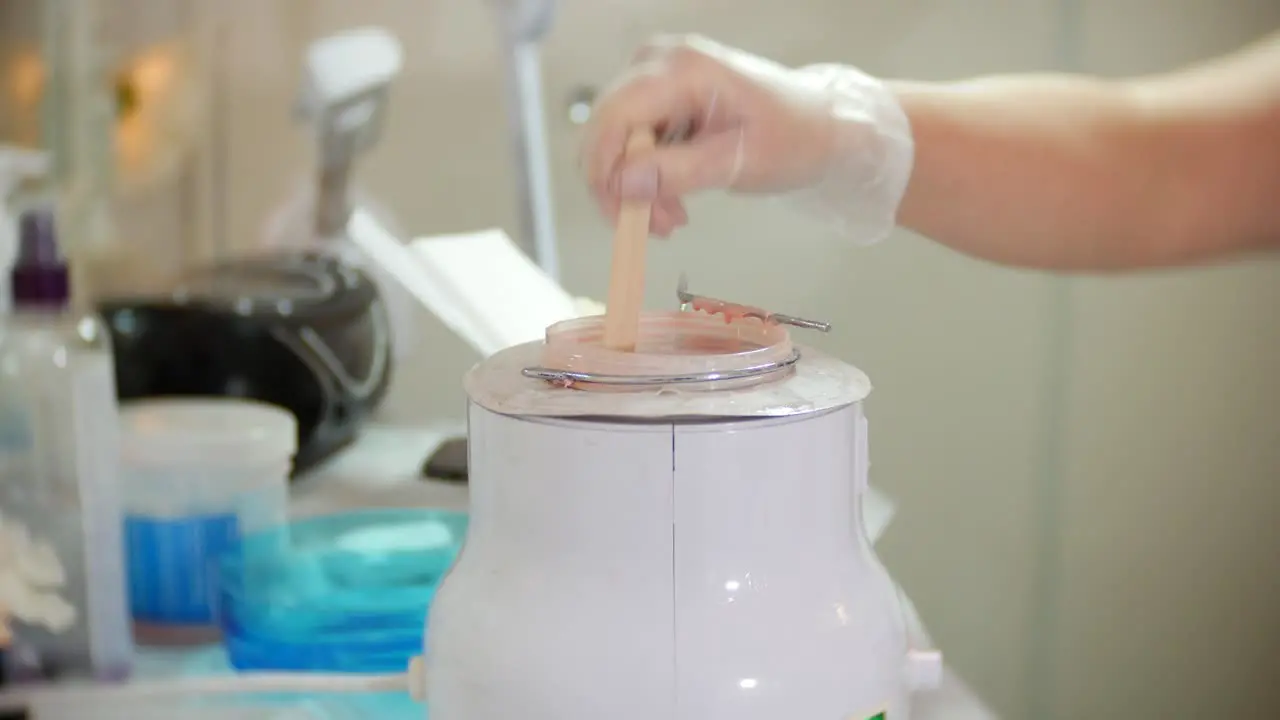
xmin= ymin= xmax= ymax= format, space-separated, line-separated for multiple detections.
xmin=489 ymin=0 xmax=561 ymax=281
xmin=421 ymin=1 xmax=561 ymax=485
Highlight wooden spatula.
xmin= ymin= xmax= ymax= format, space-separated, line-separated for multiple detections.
xmin=602 ymin=129 xmax=657 ymax=351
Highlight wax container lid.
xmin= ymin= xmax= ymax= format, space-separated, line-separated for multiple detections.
xmin=466 ymin=278 xmax=867 ymax=419
xmin=466 ymin=339 xmax=872 ymax=420
xmin=119 ymin=398 xmax=298 ymax=468
xmin=537 ymin=311 xmax=796 ymax=390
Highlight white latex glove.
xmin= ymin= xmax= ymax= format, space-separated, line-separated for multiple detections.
xmin=582 ymin=35 xmax=913 ymax=244
xmin=0 ymin=512 xmax=76 ymax=640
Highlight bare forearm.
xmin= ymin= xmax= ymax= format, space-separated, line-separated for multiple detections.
xmin=892 ymin=37 xmax=1280 ymax=271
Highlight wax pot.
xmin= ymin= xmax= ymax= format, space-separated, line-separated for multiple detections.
xmin=425 ymin=293 xmax=942 ymax=720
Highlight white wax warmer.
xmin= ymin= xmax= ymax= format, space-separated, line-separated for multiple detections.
xmin=426 ymin=288 xmax=942 ymax=720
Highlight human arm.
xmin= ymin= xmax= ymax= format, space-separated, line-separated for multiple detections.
xmin=583 ymin=33 xmax=1280 ymax=271
xmin=893 ymin=33 xmax=1280 ymax=270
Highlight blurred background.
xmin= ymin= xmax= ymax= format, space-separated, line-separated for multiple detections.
xmin=1 ymin=1 xmax=1277 ymax=717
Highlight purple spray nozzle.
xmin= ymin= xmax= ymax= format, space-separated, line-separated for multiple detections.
xmin=11 ymin=206 xmax=69 ymax=307
xmin=17 ymin=208 xmax=60 ymax=264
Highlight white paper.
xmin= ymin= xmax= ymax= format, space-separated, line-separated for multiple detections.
xmin=407 ymin=226 xmax=580 ymax=357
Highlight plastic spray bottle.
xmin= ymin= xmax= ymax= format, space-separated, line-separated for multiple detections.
xmin=0 ymin=206 xmax=133 ymax=682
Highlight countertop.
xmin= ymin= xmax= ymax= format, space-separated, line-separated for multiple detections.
xmin=31 ymin=425 xmax=999 ymax=719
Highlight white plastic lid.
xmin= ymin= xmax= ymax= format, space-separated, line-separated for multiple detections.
xmin=467 ymin=340 xmax=871 ymax=419
xmin=119 ymin=398 xmax=298 ymax=468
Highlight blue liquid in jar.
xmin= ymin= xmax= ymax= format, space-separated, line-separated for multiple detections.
xmin=125 ymin=513 xmax=240 ymax=625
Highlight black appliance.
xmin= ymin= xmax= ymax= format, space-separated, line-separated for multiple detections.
xmin=98 ymin=251 xmax=393 ymax=475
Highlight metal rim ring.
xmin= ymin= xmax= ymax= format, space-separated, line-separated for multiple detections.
xmin=521 ymin=350 xmax=801 ymax=387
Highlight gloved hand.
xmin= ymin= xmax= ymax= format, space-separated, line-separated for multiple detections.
xmin=581 ymin=35 xmax=914 ymax=243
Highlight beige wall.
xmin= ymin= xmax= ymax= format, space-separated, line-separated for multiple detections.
xmin=1050 ymin=2 xmax=1280 ymax=718
xmin=0 ymin=3 xmax=41 ymax=146
xmin=4 ymin=2 xmax=1279 ymax=718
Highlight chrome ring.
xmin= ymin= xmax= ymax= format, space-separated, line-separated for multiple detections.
xmin=522 ymin=350 xmax=801 ymax=386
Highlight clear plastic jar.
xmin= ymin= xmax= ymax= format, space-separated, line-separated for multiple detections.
xmin=119 ymin=398 xmax=295 ymax=646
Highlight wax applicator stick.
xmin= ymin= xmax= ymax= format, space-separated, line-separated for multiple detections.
xmin=602 ymin=129 xmax=657 ymax=351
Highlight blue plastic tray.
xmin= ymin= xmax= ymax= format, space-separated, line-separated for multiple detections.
xmin=216 ymin=509 xmax=468 ymax=673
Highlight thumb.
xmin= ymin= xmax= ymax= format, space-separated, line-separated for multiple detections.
xmin=616 ymin=129 xmax=743 ymax=200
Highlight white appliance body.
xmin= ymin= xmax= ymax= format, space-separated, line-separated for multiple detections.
xmin=427 ymin=399 xmax=930 ymax=720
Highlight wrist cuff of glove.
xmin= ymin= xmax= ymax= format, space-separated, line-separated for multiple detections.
xmin=787 ymin=63 xmax=915 ymax=246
